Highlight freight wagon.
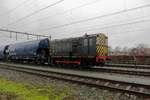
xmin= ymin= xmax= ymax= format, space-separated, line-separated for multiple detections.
xmin=7 ymin=39 xmax=50 ymax=64
xmin=0 ymin=46 xmax=5 ymax=60
xmin=0 ymin=45 xmax=9 ymax=61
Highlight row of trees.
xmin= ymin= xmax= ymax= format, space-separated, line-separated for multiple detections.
xmin=110 ymin=44 xmax=150 ymax=56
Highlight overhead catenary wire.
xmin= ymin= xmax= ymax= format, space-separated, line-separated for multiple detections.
xmin=51 ymin=17 xmax=150 ymax=37
xmin=41 ymin=12 xmax=150 ymax=35
xmin=37 ymin=4 xmax=150 ymax=32
xmin=0 ymin=0 xmax=30 ymax=17
xmin=1 ymin=0 xmax=65 ymax=28
xmin=24 ymin=12 xmax=150 ymax=36
xmin=75 ymin=15 xmax=150 ymax=33
xmin=0 ymin=34 xmax=36 ymax=41
xmin=1 ymin=1 xmax=150 ymax=38
xmin=53 ymin=27 xmax=150 ymax=39
xmin=11 ymin=0 xmax=101 ymax=29
xmin=0 ymin=28 xmax=50 ymax=38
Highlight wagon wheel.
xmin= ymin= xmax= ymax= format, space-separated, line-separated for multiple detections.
xmin=35 ymin=49 xmax=46 ymax=64
xmin=39 ymin=49 xmax=46 ymax=64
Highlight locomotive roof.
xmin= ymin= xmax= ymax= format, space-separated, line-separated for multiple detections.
xmin=52 ymin=33 xmax=107 ymax=42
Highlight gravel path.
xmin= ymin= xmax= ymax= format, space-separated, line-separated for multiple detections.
xmin=0 ymin=67 xmax=148 ymax=100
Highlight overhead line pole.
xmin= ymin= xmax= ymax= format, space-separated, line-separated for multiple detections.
xmin=0 ymin=28 xmax=50 ymax=40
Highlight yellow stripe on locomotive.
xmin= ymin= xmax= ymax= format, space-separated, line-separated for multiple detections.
xmin=96 ymin=34 xmax=108 ymax=57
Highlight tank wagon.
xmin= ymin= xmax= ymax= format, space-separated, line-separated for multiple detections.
xmin=0 ymin=33 xmax=109 ymax=66
xmin=0 ymin=46 xmax=5 ymax=60
xmin=7 ymin=39 xmax=50 ymax=64
xmin=0 ymin=45 xmax=9 ymax=61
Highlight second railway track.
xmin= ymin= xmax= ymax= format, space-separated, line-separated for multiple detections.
xmin=0 ymin=62 xmax=150 ymax=98
xmin=92 ymin=66 xmax=150 ymax=76
xmin=1 ymin=62 xmax=150 ymax=77
xmin=106 ymin=63 xmax=150 ymax=69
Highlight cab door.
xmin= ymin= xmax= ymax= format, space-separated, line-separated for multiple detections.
xmin=83 ymin=37 xmax=95 ymax=56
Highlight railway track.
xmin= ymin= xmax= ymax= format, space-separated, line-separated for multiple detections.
xmin=0 ymin=62 xmax=150 ymax=77
xmin=0 ymin=63 xmax=150 ymax=97
xmin=106 ymin=63 xmax=150 ymax=69
xmin=92 ymin=66 xmax=150 ymax=76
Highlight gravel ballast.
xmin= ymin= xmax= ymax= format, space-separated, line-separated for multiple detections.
xmin=0 ymin=66 xmax=148 ymax=100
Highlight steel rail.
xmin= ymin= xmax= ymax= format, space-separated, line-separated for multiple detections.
xmin=106 ymin=63 xmax=150 ymax=69
xmin=0 ymin=63 xmax=149 ymax=97
xmin=92 ymin=66 xmax=150 ymax=76
xmin=1 ymin=62 xmax=150 ymax=77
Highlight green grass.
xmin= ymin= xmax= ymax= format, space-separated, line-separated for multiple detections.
xmin=0 ymin=78 xmax=73 ymax=100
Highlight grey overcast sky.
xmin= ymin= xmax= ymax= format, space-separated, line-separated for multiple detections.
xmin=0 ymin=0 xmax=150 ymax=48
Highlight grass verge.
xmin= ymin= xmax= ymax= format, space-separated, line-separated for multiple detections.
xmin=0 ymin=77 xmax=74 ymax=100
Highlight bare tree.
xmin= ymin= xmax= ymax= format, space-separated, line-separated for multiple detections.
xmin=122 ymin=46 xmax=128 ymax=55
xmin=113 ymin=46 xmax=121 ymax=55
xmin=129 ymin=44 xmax=149 ymax=56
xmin=111 ymin=44 xmax=150 ymax=56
